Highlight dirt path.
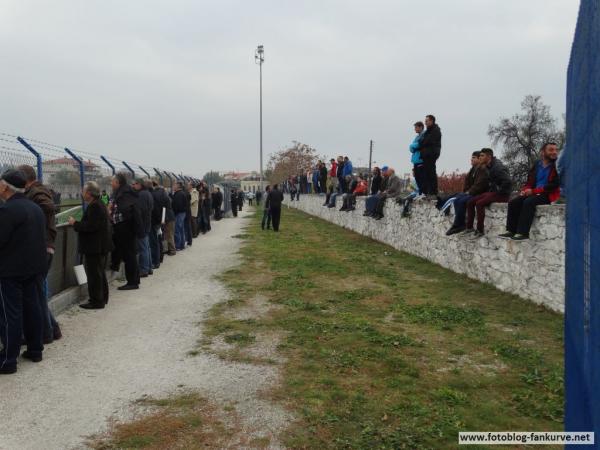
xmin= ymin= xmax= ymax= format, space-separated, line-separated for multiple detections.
xmin=0 ymin=209 xmax=288 ymax=450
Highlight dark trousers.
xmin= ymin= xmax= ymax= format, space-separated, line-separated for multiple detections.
xmin=43 ymin=253 xmax=60 ymax=341
xmin=262 ymin=208 xmax=272 ymax=229
xmin=149 ymin=225 xmax=161 ymax=268
xmin=421 ymin=157 xmax=438 ymax=195
xmin=84 ymin=254 xmax=109 ymax=306
xmin=191 ymin=215 xmax=199 ymax=237
xmin=232 ymin=203 xmax=238 ymax=217
xmin=338 ymin=176 xmax=346 ymax=193
xmin=413 ymin=164 xmax=426 ymax=194
xmin=213 ymin=206 xmax=222 ymax=221
xmin=506 ymin=194 xmax=551 ymax=236
xmin=271 ymin=206 xmax=282 ymax=231
xmin=185 ymin=215 xmax=193 ymax=245
xmin=466 ymin=192 xmax=510 ymax=232
xmin=451 ymin=193 xmax=473 ymax=228
xmin=112 ymin=229 xmax=140 ymax=286
xmin=0 ymin=274 xmax=44 ymax=370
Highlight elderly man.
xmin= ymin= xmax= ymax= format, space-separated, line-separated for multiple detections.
xmin=18 ymin=164 xmax=62 ymax=343
xmin=371 ymin=168 xmax=403 ymax=220
xmin=0 ymin=170 xmax=47 ymax=374
xmin=69 ymin=182 xmax=113 ymax=309
xmin=132 ymin=179 xmax=154 ymax=277
xmin=110 ymin=173 xmax=142 ymax=290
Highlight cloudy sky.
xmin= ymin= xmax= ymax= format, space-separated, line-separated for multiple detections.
xmin=0 ymin=0 xmax=580 ymax=177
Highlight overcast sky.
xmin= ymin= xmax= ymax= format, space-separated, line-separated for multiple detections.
xmin=0 ymin=0 xmax=580 ymax=177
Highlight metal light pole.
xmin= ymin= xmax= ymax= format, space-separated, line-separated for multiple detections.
xmin=255 ymin=45 xmax=264 ymax=191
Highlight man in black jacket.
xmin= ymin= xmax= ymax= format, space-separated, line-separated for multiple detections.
xmin=464 ymin=148 xmax=513 ymax=237
xmin=230 ymin=188 xmax=238 ymax=217
xmin=418 ymin=114 xmax=442 ymax=196
xmin=149 ymin=181 xmax=170 ymax=266
xmin=69 ymin=181 xmax=113 ymax=309
xmin=171 ymin=182 xmax=188 ymax=250
xmin=110 ymin=173 xmax=142 ymax=290
xmin=0 ymin=170 xmax=47 ymax=374
xmin=133 ymin=179 xmax=154 ymax=277
xmin=212 ymin=187 xmax=223 ymax=220
xmin=266 ymin=184 xmax=284 ymax=231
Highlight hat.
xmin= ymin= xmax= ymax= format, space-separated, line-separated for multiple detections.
xmin=381 ymin=165 xmax=389 ymax=172
xmin=0 ymin=170 xmax=27 ymax=189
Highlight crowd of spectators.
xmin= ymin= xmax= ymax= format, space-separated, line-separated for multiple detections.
xmin=0 ymin=167 xmax=225 ymax=375
xmin=283 ymin=114 xmax=563 ymax=242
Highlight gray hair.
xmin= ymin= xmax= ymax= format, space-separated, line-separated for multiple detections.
xmin=83 ymin=181 xmax=101 ymax=199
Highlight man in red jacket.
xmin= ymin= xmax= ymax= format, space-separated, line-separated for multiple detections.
xmin=499 ymin=142 xmax=560 ymax=241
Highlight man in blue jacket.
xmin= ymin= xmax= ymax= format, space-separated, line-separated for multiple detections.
xmin=342 ymin=156 xmax=353 ymax=193
xmin=0 ymin=170 xmax=47 ymax=374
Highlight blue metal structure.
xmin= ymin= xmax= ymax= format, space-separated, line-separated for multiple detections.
xmin=64 ymin=147 xmax=85 ymax=209
xmin=565 ymin=0 xmax=600 ymax=445
xmin=122 ymin=161 xmax=135 ymax=178
xmin=17 ymin=137 xmax=43 ymax=182
xmin=100 ymin=156 xmax=116 ymax=175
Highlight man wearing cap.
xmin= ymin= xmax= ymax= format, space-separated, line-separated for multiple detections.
xmin=0 ymin=170 xmax=47 ymax=374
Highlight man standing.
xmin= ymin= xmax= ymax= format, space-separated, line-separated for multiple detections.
xmin=266 ymin=183 xmax=284 ymax=232
xmin=261 ymin=185 xmax=272 ymax=230
xmin=69 ymin=181 xmax=113 ymax=309
xmin=319 ymin=161 xmax=328 ymax=194
xmin=149 ymin=181 xmax=169 ymax=268
xmin=336 ymin=156 xmax=345 ymax=193
xmin=499 ymin=143 xmax=561 ymax=241
xmin=418 ymin=114 xmax=442 ymax=196
xmin=328 ymin=158 xmax=338 ymax=196
xmin=171 ymin=182 xmax=188 ymax=250
xmin=18 ymin=164 xmax=62 ymax=343
xmin=464 ymin=148 xmax=512 ymax=237
xmin=343 ymin=156 xmax=353 ymax=192
xmin=237 ymin=190 xmax=245 ymax=212
xmin=255 ymin=189 xmax=262 ymax=207
xmin=409 ymin=121 xmax=426 ymax=194
xmin=0 ymin=170 xmax=47 ymax=374
xmin=189 ymin=183 xmax=200 ymax=238
xmin=212 ymin=187 xmax=223 ymax=220
xmin=132 ymin=178 xmax=154 ymax=277
xmin=230 ymin=188 xmax=238 ymax=217
xmin=110 ymin=173 xmax=142 ymax=290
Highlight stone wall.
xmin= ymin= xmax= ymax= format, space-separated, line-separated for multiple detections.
xmin=285 ymin=195 xmax=565 ymax=312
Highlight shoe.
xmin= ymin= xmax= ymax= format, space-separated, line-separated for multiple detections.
xmin=0 ymin=366 xmax=17 ymax=374
xmin=348 ymin=207 xmax=355 ymax=211
xmin=339 ymin=207 xmax=347 ymax=211
xmin=118 ymin=284 xmax=139 ymax=291
xmin=460 ymin=228 xmax=475 ymax=235
xmin=362 ymin=211 xmax=372 ymax=217
xmin=79 ymin=302 xmax=105 ymax=310
xmin=43 ymin=336 xmax=54 ymax=345
xmin=470 ymin=230 xmax=485 ymax=239
xmin=53 ymin=326 xmax=62 ymax=341
xmin=511 ymin=233 xmax=529 ymax=241
xmin=374 ymin=214 xmax=383 ymax=220
xmin=327 ymin=205 xmax=335 ymax=208
xmin=140 ymin=273 xmax=149 ymax=278
xmin=498 ymin=232 xmax=515 ymax=239
xmin=446 ymin=226 xmax=465 ymax=236
xmin=22 ymin=351 xmax=42 ymax=363
xmin=168 ymin=252 xmax=176 ymax=256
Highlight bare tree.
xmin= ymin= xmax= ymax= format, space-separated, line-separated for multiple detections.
xmin=488 ymin=95 xmax=565 ymax=184
xmin=267 ymin=141 xmax=322 ymax=184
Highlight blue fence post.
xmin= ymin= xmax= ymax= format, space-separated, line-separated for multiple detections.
xmin=122 ymin=161 xmax=135 ymax=179
xmin=564 ymin=0 xmax=600 ymax=445
xmin=17 ymin=137 xmax=43 ymax=183
xmin=100 ymin=156 xmax=116 ymax=175
xmin=139 ymin=166 xmax=151 ymax=178
xmin=64 ymin=147 xmax=85 ymax=209
xmin=153 ymin=168 xmax=163 ymax=185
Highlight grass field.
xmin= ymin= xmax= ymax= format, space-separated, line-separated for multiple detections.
xmin=206 ymin=208 xmax=564 ymax=449
xmin=93 ymin=207 xmax=564 ymax=449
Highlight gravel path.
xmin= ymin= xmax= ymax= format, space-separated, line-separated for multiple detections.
xmin=0 ymin=209 xmax=288 ymax=450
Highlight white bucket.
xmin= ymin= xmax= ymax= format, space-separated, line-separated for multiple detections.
xmin=73 ymin=265 xmax=88 ymax=285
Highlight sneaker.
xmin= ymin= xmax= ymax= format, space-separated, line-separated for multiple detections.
xmin=498 ymin=232 xmax=515 ymax=239
xmin=0 ymin=366 xmax=17 ymax=375
xmin=446 ymin=226 xmax=465 ymax=236
xmin=511 ymin=233 xmax=529 ymax=241
xmin=21 ymin=351 xmax=42 ymax=363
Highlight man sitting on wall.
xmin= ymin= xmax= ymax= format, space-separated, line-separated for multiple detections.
xmin=499 ymin=142 xmax=561 ymax=241
xmin=446 ymin=151 xmax=490 ymax=235
xmin=363 ymin=166 xmax=389 ymax=217
xmin=340 ymin=175 xmax=368 ymax=211
xmin=463 ymin=148 xmax=512 ymax=237
xmin=371 ymin=168 xmax=403 ymax=220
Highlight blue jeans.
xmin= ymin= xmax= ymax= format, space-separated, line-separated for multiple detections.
xmin=0 ymin=275 xmax=44 ymax=370
xmin=137 ymin=235 xmax=151 ymax=275
xmin=149 ymin=226 xmax=161 ymax=268
xmin=365 ymin=195 xmax=379 ymax=213
xmin=328 ymin=193 xmax=339 ymax=207
xmin=175 ymin=213 xmax=186 ymax=250
xmin=452 ymin=193 xmax=472 ymax=228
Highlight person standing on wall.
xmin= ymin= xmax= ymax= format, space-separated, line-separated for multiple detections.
xmin=110 ymin=173 xmax=142 ymax=290
xmin=0 ymin=170 xmax=47 ymax=374
xmin=266 ymin=183 xmax=284 ymax=232
xmin=18 ymin=164 xmax=62 ymax=343
xmin=69 ymin=181 xmax=113 ymax=309
xmin=408 ymin=121 xmax=426 ymax=194
xmin=418 ymin=114 xmax=442 ymax=196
